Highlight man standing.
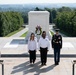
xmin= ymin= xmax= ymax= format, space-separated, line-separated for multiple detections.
xmin=51 ymin=29 xmax=62 ymax=65
xmin=38 ymin=31 xmax=50 ymax=66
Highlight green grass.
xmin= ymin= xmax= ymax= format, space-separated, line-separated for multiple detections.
xmin=20 ymin=31 xmax=28 ymax=37
xmin=50 ymin=31 xmax=54 ymax=35
xmin=5 ymin=27 xmax=24 ymax=37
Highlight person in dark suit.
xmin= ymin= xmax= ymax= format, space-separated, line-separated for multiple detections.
xmin=38 ymin=31 xmax=50 ymax=66
xmin=51 ymin=29 xmax=62 ymax=65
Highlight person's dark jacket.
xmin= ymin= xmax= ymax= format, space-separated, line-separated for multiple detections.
xmin=51 ymin=34 xmax=62 ymax=49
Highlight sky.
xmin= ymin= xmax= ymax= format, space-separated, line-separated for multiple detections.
xmin=0 ymin=0 xmax=76 ymax=4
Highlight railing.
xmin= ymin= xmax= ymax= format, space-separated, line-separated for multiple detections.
xmin=0 ymin=60 xmax=4 ymax=75
xmin=72 ymin=60 xmax=76 ymax=75
xmin=0 ymin=52 xmax=4 ymax=75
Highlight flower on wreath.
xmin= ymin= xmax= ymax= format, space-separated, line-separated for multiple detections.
xmin=35 ymin=25 xmax=42 ymax=35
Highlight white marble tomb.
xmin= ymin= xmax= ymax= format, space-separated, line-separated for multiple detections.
xmin=28 ymin=11 xmax=49 ymax=34
xmin=25 ymin=11 xmax=51 ymax=41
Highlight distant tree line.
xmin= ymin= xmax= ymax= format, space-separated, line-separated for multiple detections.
xmin=0 ymin=6 xmax=76 ymax=36
xmin=55 ymin=7 xmax=76 ymax=36
xmin=0 ymin=12 xmax=23 ymax=36
xmin=34 ymin=7 xmax=57 ymax=23
xmin=34 ymin=7 xmax=76 ymax=36
xmin=21 ymin=12 xmax=28 ymax=24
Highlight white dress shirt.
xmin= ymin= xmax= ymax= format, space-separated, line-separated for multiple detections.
xmin=38 ymin=37 xmax=50 ymax=50
xmin=28 ymin=38 xmax=37 ymax=51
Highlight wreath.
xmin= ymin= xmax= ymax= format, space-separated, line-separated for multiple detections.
xmin=35 ymin=25 xmax=42 ymax=35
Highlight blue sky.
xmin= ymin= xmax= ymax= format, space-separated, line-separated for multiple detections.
xmin=0 ymin=0 xmax=76 ymax=4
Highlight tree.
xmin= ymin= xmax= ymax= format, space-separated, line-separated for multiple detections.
xmin=51 ymin=8 xmax=57 ymax=23
xmin=55 ymin=11 xmax=76 ymax=36
xmin=58 ymin=6 xmax=72 ymax=12
xmin=0 ymin=12 xmax=23 ymax=36
xmin=34 ymin=7 xmax=40 ymax=11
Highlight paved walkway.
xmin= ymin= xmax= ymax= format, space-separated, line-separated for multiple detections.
xmin=0 ymin=37 xmax=76 ymax=75
xmin=0 ymin=37 xmax=76 ymax=55
xmin=10 ymin=28 xmax=28 ymax=37
xmin=0 ymin=58 xmax=75 ymax=75
xmin=9 ymin=25 xmax=66 ymax=38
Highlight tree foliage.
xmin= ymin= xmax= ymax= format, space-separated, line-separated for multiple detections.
xmin=0 ymin=12 xmax=23 ymax=36
xmin=34 ymin=6 xmax=76 ymax=36
xmin=55 ymin=11 xmax=76 ymax=36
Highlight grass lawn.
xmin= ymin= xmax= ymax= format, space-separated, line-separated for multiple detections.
xmin=5 ymin=27 xmax=24 ymax=37
xmin=50 ymin=31 xmax=54 ymax=35
xmin=20 ymin=31 xmax=28 ymax=37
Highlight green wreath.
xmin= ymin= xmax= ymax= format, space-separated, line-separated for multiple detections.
xmin=35 ymin=26 xmax=42 ymax=35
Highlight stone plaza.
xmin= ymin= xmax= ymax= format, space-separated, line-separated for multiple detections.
xmin=0 ymin=37 xmax=76 ymax=75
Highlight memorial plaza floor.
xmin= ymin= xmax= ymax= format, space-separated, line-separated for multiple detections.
xmin=0 ymin=37 xmax=76 ymax=75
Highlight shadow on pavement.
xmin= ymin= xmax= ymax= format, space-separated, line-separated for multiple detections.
xmin=11 ymin=60 xmax=56 ymax=75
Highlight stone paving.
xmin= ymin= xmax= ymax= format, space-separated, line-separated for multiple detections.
xmin=0 ymin=37 xmax=76 ymax=75
xmin=0 ymin=58 xmax=76 ymax=75
xmin=0 ymin=37 xmax=76 ymax=55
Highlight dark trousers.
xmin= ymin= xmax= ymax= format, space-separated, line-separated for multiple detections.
xmin=40 ymin=47 xmax=47 ymax=64
xmin=29 ymin=50 xmax=36 ymax=63
xmin=54 ymin=48 xmax=60 ymax=63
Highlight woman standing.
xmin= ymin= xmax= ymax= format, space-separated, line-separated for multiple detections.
xmin=28 ymin=33 xmax=37 ymax=64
